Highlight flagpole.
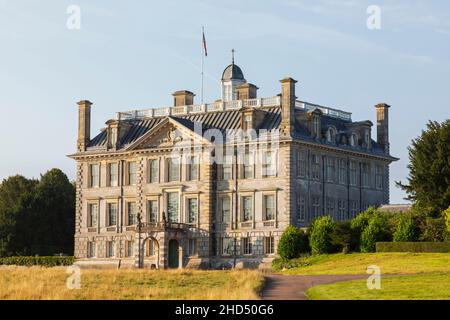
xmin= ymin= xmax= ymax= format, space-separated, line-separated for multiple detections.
xmin=201 ymin=26 xmax=205 ymax=104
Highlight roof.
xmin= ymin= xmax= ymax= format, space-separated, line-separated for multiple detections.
xmin=222 ymin=63 xmax=245 ymax=81
xmin=86 ymin=105 xmax=393 ymax=159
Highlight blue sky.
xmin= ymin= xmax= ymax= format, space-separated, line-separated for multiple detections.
xmin=0 ymin=0 xmax=449 ymax=204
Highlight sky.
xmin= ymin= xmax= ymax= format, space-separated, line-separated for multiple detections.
xmin=0 ymin=0 xmax=449 ymax=204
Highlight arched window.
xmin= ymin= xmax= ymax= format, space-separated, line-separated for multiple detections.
xmin=145 ymin=238 xmax=159 ymax=257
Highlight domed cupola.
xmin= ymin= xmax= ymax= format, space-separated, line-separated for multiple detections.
xmin=221 ymin=49 xmax=247 ymax=102
xmin=222 ymin=63 xmax=245 ymax=81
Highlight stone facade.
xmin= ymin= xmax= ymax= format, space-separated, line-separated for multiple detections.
xmin=69 ymin=61 xmax=397 ymax=269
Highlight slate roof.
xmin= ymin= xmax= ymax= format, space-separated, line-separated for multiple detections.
xmin=86 ymin=106 xmax=389 ymax=157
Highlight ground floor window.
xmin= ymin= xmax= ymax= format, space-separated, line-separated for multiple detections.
xmin=264 ymin=236 xmax=275 ymax=254
xmin=87 ymin=241 xmax=96 ymax=258
xmin=222 ymin=238 xmax=234 ymax=256
xmin=188 ymin=239 xmax=197 ymax=256
xmin=242 ymin=237 xmax=252 ymax=255
xmin=145 ymin=239 xmax=157 ymax=257
xmin=126 ymin=240 xmax=134 ymax=257
xmin=106 ymin=241 xmax=115 ymax=258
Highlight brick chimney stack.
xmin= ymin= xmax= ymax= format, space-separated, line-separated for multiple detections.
xmin=375 ymin=103 xmax=390 ymax=154
xmin=77 ymin=100 xmax=92 ymax=152
xmin=279 ymin=77 xmax=297 ymax=138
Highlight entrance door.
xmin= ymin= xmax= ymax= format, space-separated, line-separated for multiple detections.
xmin=168 ymin=239 xmax=179 ymax=269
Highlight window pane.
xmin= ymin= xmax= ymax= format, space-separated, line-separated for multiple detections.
xmin=168 ymin=158 xmax=179 ymax=182
xmin=167 ymin=192 xmax=179 ymax=222
xmin=265 ymin=195 xmax=275 ymax=220
xmin=150 ymin=160 xmax=158 ymax=183
xmin=148 ymin=200 xmax=157 ymax=223
xmin=89 ymin=204 xmax=98 ymax=227
xmin=189 ymin=156 xmax=199 ymax=180
xmin=221 ymin=197 xmax=230 ymax=223
xmin=128 ymin=162 xmax=137 ymax=185
xmin=109 ymin=163 xmax=118 ymax=187
xmin=188 ymin=198 xmax=197 ymax=224
xmin=243 ymin=196 xmax=252 ymax=221
xmin=90 ymin=164 xmax=99 ymax=187
xmin=108 ymin=203 xmax=117 ymax=226
xmin=128 ymin=202 xmax=136 ymax=225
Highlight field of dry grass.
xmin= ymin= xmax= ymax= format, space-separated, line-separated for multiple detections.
xmin=0 ymin=267 xmax=265 ymax=300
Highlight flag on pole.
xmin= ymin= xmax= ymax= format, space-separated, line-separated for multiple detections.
xmin=202 ymin=28 xmax=208 ymax=57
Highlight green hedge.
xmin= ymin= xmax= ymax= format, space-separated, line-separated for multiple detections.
xmin=376 ymin=242 xmax=450 ymax=253
xmin=0 ymin=256 xmax=74 ymax=267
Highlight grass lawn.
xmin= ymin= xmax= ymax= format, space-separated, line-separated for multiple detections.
xmin=307 ymin=274 xmax=450 ymax=300
xmin=279 ymin=253 xmax=450 ymax=275
xmin=0 ymin=267 xmax=264 ymax=300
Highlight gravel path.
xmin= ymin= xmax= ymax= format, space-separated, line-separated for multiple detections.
xmin=261 ymin=274 xmax=369 ymax=300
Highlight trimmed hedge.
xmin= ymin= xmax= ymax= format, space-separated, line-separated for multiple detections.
xmin=376 ymin=242 xmax=450 ymax=253
xmin=0 ymin=256 xmax=74 ymax=267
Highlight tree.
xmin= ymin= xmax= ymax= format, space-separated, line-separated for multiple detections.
xmin=309 ymin=216 xmax=335 ymax=254
xmin=0 ymin=169 xmax=75 ymax=257
xmin=32 ymin=169 xmax=75 ymax=255
xmin=277 ymin=225 xmax=309 ymax=260
xmin=397 ymin=120 xmax=450 ymax=217
xmin=0 ymin=175 xmax=37 ymax=256
xmin=350 ymin=207 xmax=377 ymax=251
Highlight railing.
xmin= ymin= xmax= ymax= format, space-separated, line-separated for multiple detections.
xmin=116 ymin=96 xmax=281 ymax=120
xmin=295 ymin=101 xmax=352 ymax=121
xmin=116 ymin=96 xmax=351 ymax=122
xmin=138 ymin=221 xmax=191 ymax=233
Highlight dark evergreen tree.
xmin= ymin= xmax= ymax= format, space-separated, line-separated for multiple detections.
xmin=397 ymin=120 xmax=450 ymax=217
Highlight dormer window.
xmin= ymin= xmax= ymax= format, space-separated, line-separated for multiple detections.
xmin=312 ymin=115 xmax=320 ymax=138
xmin=364 ymin=129 xmax=371 ymax=148
xmin=243 ymin=114 xmax=252 ymax=131
xmin=350 ymin=133 xmax=358 ymax=147
xmin=326 ymin=127 xmax=336 ymax=144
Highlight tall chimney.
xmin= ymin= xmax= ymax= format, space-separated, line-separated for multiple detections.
xmin=77 ymin=100 xmax=92 ymax=152
xmin=279 ymin=77 xmax=297 ymax=137
xmin=375 ymin=103 xmax=390 ymax=153
xmin=172 ymin=90 xmax=195 ymax=107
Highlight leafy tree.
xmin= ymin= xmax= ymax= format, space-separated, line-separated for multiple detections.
xmin=396 ymin=120 xmax=450 ymax=217
xmin=0 ymin=169 xmax=75 ymax=257
xmin=0 ymin=175 xmax=37 ymax=256
xmin=32 ymin=169 xmax=75 ymax=255
xmin=360 ymin=213 xmax=391 ymax=252
xmin=393 ymin=213 xmax=419 ymax=242
xmin=309 ymin=216 xmax=335 ymax=254
xmin=277 ymin=225 xmax=309 ymax=260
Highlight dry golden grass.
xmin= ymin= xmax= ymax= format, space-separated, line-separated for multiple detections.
xmin=0 ymin=267 xmax=264 ymax=300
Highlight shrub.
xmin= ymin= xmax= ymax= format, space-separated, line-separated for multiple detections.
xmin=272 ymin=255 xmax=312 ymax=271
xmin=0 ymin=256 xmax=74 ymax=267
xmin=331 ymin=221 xmax=359 ymax=253
xmin=444 ymin=206 xmax=450 ymax=237
xmin=419 ymin=217 xmax=446 ymax=242
xmin=393 ymin=213 xmax=419 ymax=242
xmin=350 ymin=207 xmax=377 ymax=251
xmin=376 ymin=242 xmax=450 ymax=253
xmin=277 ymin=225 xmax=309 ymax=260
xmin=360 ymin=213 xmax=391 ymax=252
xmin=309 ymin=216 xmax=335 ymax=254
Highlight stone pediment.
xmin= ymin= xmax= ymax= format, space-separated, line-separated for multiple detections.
xmin=124 ymin=117 xmax=210 ymax=151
